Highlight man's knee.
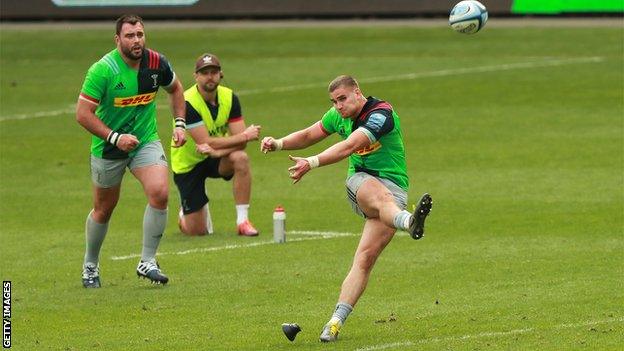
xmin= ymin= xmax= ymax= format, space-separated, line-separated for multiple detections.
xmin=92 ymin=207 xmax=114 ymax=223
xmin=147 ymin=186 xmax=169 ymax=207
xmin=229 ymin=151 xmax=250 ymax=170
xmin=92 ymin=187 xmax=120 ymax=222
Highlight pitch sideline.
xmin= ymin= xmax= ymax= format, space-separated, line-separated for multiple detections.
xmin=0 ymin=57 xmax=604 ymax=121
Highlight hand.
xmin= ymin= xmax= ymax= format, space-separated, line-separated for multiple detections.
xmin=242 ymin=124 xmax=261 ymax=142
xmin=261 ymin=136 xmax=278 ymax=154
xmin=196 ymin=143 xmax=217 ymax=156
xmin=172 ymin=127 xmax=186 ymax=148
xmin=116 ymin=134 xmax=139 ymax=152
xmin=288 ymin=155 xmax=312 ymax=184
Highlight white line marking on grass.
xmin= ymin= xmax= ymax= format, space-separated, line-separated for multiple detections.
xmin=356 ymin=341 xmax=415 ymax=351
xmin=355 ymin=317 xmax=624 ymax=351
xmin=288 ymin=230 xmax=358 ymax=237
xmin=110 ymin=230 xmax=359 ymax=261
xmin=1 ymin=57 xmax=603 ymax=121
xmin=0 ymin=104 xmax=75 ymax=121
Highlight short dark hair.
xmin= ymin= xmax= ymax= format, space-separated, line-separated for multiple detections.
xmin=116 ymin=14 xmax=144 ymax=35
xmin=328 ymin=75 xmax=359 ymax=92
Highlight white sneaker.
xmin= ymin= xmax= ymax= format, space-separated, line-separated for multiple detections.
xmin=82 ymin=262 xmax=101 ymax=288
xmin=319 ymin=320 xmax=342 ymax=342
xmin=136 ymin=259 xmax=169 ymax=285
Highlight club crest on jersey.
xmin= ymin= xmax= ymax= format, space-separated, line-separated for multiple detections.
xmin=114 ymin=92 xmax=156 ymax=107
xmin=151 ymin=74 xmax=159 ymax=88
xmin=354 ymin=141 xmax=381 ymax=156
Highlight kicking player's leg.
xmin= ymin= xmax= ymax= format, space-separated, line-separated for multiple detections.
xmin=320 ymin=218 xmax=396 ymax=342
xmin=353 ymin=177 xmax=403 ymax=225
xmin=349 ymin=173 xmax=432 ymax=240
xmin=219 ymin=150 xmax=258 ymax=236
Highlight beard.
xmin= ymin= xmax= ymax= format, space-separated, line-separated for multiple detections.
xmin=121 ymin=44 xmax=144 ymax=60
xmin=202 ymin=82 xmax=218 ymax=93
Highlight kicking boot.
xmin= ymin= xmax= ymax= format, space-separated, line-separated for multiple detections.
xmin=281 ymin=323 xmax=302 ymax=341
xmin=409 ymin=193 xmax=433 ymax=240
xmin=237 ymin=219 xmax=259 ymax=237
xmin=82 ymin=262 xmax=101 ymax=288
xmin=319 ymin=320 xmax=341 ymax=342
xmin=136 ymin=259 xmax=169 ymax=285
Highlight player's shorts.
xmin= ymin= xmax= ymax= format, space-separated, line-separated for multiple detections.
xmin=90 ymin=141 xmax=168 ymax=188
xmin=173 ymin=157 xmax=234 ymax=214
xmin=346 ymin=172 xmax=407 ymax=218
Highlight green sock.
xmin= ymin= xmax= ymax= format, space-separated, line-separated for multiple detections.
xmin=141 ymin=205 xmax=167 ymax=261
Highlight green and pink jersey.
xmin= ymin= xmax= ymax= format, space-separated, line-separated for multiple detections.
xmin=79 ymin=48 xmax=175 ymax=159
xmin=319 ymin=97 xmax=409 ymax=190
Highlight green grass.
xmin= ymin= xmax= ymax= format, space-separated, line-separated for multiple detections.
xmin=1 ymin=22 xmax=623 ymax=350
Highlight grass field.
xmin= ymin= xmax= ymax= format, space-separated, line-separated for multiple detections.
xmin=0 ymin=19 xmax=623 ymax=350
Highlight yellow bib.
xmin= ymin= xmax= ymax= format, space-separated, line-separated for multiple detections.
xmin=171 ymin=84 xmax=233 ymax=174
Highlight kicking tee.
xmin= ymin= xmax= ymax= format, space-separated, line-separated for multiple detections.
xmin=79 ymin=48 xmax=175 ymax=159
xmin=320 ymin=97 xmax=409 ymax=190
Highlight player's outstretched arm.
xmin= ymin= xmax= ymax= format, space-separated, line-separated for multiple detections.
xmin=316 ymin=129 xmax=370 ymax=166
xmin=261 ymin=121 xmax=327 ymax=154
xmin=287 ymin=129 xmax=370 ymax=184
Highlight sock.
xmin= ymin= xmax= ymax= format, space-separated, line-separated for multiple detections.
xmin=392 ymin=210 xmax=412 ymax=231
xmin=84 ymin=210 xmax=109 ymax=266
xmin=235 ymin=204 xmax=249 ymax=225
xmin=141 ymin=205 xmax=167 ymax=262
xmin=205 ymin=203 xmax=214 ymax=234
xmin=330 ymin=302 xmax=353 ymax=325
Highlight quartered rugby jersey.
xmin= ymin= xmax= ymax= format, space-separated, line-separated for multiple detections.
xmin=79 ymin=48 xmax=175 ymax=159
xmin=319 ymin=97 xmax=409 ymax=190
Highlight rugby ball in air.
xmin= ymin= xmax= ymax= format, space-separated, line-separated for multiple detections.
xmin=449 ymin=1 xmax=488 ymax=34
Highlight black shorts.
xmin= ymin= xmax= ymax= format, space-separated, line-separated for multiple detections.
xmin=173 ymin=157 xmax=233 ymax=214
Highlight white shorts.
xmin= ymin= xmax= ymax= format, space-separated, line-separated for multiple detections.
xmin=345 ymin=172 xmax=408 ymax=218
xmin=90 ymin=141 xmax=168 ymax=188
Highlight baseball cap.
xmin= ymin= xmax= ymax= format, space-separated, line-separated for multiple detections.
xmin=195 ymin=53 xmax=221 ymax=72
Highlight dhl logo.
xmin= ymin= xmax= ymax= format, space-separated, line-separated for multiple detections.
xmin=114 ymin=92 xmax=156 ymax=107
xmin=355 ymin=141 xmax=381 ymax=156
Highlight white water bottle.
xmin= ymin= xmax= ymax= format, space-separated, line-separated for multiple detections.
xmin=273 ymin=206 xmax=286 ymax=243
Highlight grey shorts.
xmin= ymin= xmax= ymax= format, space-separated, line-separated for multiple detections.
xmin=346 ymin=172 xmax=408 ymax=218
xmin=90 ymin=141 xmax=168 ymax=188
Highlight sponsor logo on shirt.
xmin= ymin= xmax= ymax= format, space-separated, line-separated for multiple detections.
xmin=354 ymin=141 xmax=381 ymax=156
xmin=114 ymin=92 xmax=156 ymax=107
xmin=114 ymin=82 xmax=126 ymax=90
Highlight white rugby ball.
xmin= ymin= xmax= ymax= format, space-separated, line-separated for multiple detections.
xmin=449 ymin=0 xmax=488 ymax=34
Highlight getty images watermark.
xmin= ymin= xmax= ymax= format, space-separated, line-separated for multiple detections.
xmin=3 ymin=281 xmax=10 ymax=349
